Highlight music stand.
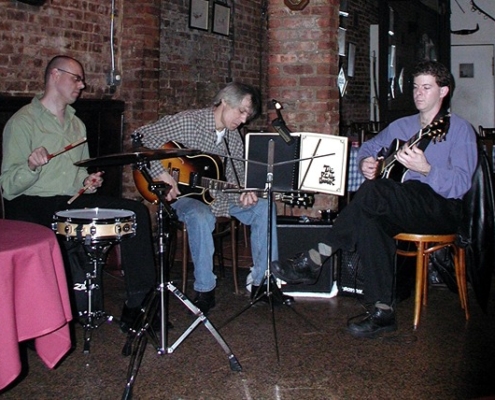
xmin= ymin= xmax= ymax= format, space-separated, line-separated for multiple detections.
xmin=121 ymin=162 xmax=241 ymax=400
xmin=218 ymin=138 xmax=337 ymax=361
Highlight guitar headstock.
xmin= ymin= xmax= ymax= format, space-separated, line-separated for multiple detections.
xmin=424 ymin=114 xmax=450 ymax=144
xmin=279 ymin=192 xmax=315 ymax=208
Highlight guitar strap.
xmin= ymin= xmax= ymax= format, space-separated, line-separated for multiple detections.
xmin=222 ymin=134 xmax=242 ymax=188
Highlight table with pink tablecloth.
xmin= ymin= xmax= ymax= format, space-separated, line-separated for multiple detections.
xmin=0 ymin=219 xmax=72 ymax=390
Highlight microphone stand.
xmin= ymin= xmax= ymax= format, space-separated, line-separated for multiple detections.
xmin=218 ymin=139 xmax=319 ymax=362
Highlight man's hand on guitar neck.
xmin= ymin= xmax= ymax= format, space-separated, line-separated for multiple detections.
xmin=240 ymin=191 xmax=259 ymax=207
xmin=395 ymin=144 xmax=431 ymax=176
xmin=156 ymin=171 xmax=181 ymax=202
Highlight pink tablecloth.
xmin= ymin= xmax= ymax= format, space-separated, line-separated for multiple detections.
xmin=0 ymin=219 xmax=73 ymax=390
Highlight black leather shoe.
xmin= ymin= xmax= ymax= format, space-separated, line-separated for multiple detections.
xmin=271 ymin=251 xmax=323 ymax=284
xmin=347 ymin=305 xmax=397 ymax=338
xmin=193 ymin=289 xmax=216 ymax=315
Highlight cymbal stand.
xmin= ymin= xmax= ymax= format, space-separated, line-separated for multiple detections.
xmin=122 ymin=162 xmax=241 ymax=400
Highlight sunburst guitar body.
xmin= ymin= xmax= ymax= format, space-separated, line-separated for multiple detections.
xmin=133 ymin=141 xmax=229 ymax=204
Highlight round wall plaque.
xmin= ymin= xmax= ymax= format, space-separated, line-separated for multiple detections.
xmin=17 ymin=0 xmax=46 ymax=5
xmin=284 ymin=0 xmax=310 ymax=11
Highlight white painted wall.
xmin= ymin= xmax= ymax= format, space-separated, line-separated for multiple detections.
xmin=451 ymin=0 xmax=495 ymax=128
xmin=451 ymin=0 xmax=495 ymax=45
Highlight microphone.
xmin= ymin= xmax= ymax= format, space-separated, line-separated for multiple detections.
xmin=271 ymin=99 xmax=294 ymax=145
xmin=267 ymin=139 xmax=275 ymax=184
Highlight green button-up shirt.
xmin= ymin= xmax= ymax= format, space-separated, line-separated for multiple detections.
xmin=0 ymin=95 xmax=89 ymax=200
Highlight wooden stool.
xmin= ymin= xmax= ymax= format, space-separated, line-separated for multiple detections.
xmin=181 ymin=217 xmax=239 ymax=294
xmin=394 ymin=233 xmax=469 ymax=329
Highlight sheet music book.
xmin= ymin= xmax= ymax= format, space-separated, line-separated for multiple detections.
xmin=297 ymin=132 xmax=348 ymax=196
xmin=244 ymin=132 xmax=348 ymax=196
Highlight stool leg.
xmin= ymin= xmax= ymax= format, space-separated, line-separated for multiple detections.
xmin=422 ymin=251 xmax=429 ymax=306
xmin=454 ymin=246 xmax=469 ymax=320
xmin=413 ymin=242 xmax=426 ymax=330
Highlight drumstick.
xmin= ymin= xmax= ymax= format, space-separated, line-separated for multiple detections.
xmin=47 ymin=137 xmax=87 ymax=160
xmin=67 ymin=172 xmax=104 ymax=204
xmin=67 ymin=184 xmax=92 ymax=205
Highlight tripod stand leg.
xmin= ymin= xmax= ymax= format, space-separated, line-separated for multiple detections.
xmin=122 ymin=328 xmax=149 ymax=400
xmin=166 ymin=282 xmax=242 ymax=371
xmin=268 ymin=295 xmax=280 ymax=362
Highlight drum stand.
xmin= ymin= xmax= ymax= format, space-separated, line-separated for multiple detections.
xmin=121 ymin=163 xmax=241 ymax=400
xmin=78 ymin=239 xmax=115 ymax=354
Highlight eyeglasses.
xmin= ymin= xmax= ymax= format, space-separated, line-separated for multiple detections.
xmin=56 ymin=68 xmax=85 ymax=84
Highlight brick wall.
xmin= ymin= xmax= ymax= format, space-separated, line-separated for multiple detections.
xmin=0 ymin=0 xmax=380 ymax=216
xmin=158 ymin=0 xmax=267 ymax=118
xmin=267 ymin=0 xmax=340 ymax=135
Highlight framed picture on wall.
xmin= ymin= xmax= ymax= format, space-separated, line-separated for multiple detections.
xmin=189 ymin=0 xmax=209 ymax=31
xmin=212 ymin=2 xmax=231 ymax=36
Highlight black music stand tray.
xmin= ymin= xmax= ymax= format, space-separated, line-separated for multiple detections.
xmin=121 ymin=163 xmax=241 ymax=400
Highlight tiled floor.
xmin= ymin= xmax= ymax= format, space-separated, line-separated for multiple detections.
xmin=2 ymin=231 xmax=495 ymax=400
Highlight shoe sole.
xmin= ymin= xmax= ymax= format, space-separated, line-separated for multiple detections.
xmin=347 ymin=323 xmax=398 ymax=339
xmin=271 ymin=268 xmax=317 ymax=285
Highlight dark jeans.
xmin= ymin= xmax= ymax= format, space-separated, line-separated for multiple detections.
xmin=328 ymin=179 xmax=462 ymax=305
xmin=5 ymin=194 xmax=156 ymax=308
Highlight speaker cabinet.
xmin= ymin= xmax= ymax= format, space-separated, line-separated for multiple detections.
xmin=338 ymin=251 xmax=365 ymax=297
xmin=277 ymin=218 xmax=336 ymax=297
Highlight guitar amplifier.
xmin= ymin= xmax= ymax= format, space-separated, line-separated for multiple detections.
xmin=276 ymin=217 xmax=336 ymax=298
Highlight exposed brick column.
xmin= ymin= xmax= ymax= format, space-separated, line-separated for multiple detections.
xmin=267 ymin=0 xmax=341 ymax=215
xmin=119 ymin=0 xmax=161 ymax=197
xmin=267 ymin=0 xmax=340 ymax=135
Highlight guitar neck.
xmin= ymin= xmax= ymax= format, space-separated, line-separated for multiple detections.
xmin=200 ymin=176 xmax=238 ymax=192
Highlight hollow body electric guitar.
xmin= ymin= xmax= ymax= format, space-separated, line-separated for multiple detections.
xmin=133 ymin=141 xmax=315 ymax=208
xmin=376 ymin=115 xmax=450 ymax=182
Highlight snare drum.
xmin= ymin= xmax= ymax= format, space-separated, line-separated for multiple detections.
xmin=52 ymin=208 xmax=136 ymax=242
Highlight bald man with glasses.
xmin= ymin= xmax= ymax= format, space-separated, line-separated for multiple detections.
xmin=0 ymin=55 xmax=158 ymax=336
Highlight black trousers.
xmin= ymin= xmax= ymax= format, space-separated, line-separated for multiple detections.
xmin=5 ymin=194 xmax=156 ymax=308
xmin=328 ymin=179 xmax=462 ymax=305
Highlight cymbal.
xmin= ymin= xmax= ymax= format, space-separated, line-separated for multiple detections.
xmin=74 ymin=147 xmax=201 ymax=167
